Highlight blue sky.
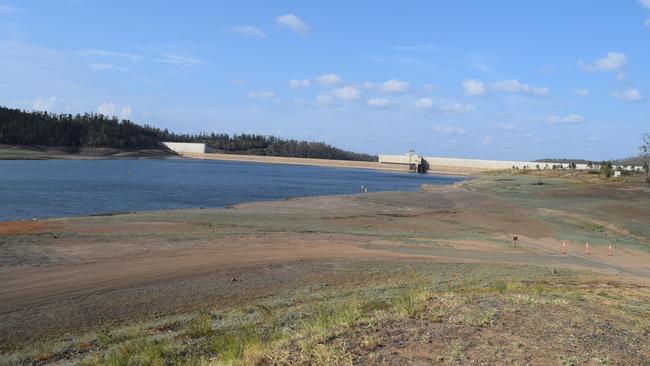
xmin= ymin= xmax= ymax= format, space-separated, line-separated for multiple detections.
xmin=1 ymin=1 xmax=649 ymax=160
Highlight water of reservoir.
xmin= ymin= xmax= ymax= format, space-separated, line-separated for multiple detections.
xmin=0 ymin=159 xmax=463 ymax=221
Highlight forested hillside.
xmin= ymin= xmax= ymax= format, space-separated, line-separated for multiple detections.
xmin=0 ymin=106 xmax=376 ymax=161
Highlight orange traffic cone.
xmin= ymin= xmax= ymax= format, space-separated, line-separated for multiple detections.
xmin=562 ymin=241 xmax=567 ymax=255
xmin=585 ymin=242 xmax=590 ymax=255
xmin=608 ymin=244 xmax=612 ymax=256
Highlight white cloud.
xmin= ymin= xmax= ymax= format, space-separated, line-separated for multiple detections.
xmin=433 ymin=125 xmax=466 ymax=135
xmin=437 ymin=102 xmax=476 ymax=115
xmin=288 ymin=79 xmax=310 ymax=89
xmin=462 ymin=79 xmax=487 ymax=96
xmin=90 ymin=62 xmax=126 ymax=71
xmin=231 ymin=25 xmax=266 ymax=39
xmin=276 ymin=14 xmax=310 ymax=34
xmin=97 ymin=102 xmax=132 ymax=119
xmin=547 ymin=114 xmax=585 ymax=124
xmin=245 ymin=91 xmax=275 ymax=99
xmin=645 ymin=18 xmax=650 ymax=27
xmin=611 ymin=88 xmax=642 ymax=102
xmin=316 ymin=74 xmax=343 ymax=86
xmin=573 ymin=88 xmax=589 ymax=96
xmin=491 ymin=79 xmax=549 ymax=96
xmin=578 ymin=52 xmax=626 ymax=72
xmin=640 ymin=0 xmax=650 ymax=9
xmin=587 ymin=136 xmax=600 ymax=143
xmin=32 ymin=97 xmax=57 ymax=111
xmin=413 ymin=98 xmax=433 ymax=109
xmin=367 ymin=98 xmax=391 ymax=108
xmin=333 ymin=86 xmax=360 ymax=101
xmin=380 ymin=79 xmax=409 ymax=93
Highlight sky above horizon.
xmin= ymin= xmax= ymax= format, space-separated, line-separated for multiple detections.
xmin=1 ymin=1 xmax=649 ymax=160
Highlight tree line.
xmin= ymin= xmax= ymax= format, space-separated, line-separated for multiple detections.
xmin=0 ymin=106 xmax=377 ymax=162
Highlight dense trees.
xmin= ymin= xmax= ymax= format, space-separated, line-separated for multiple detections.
xmin=0 ymin=107 xmax=164 ymax=150
xmin=179 ymin=132 xmax=376 ymax=161
xmin=0 ymin=106 xmax=377 ymax=161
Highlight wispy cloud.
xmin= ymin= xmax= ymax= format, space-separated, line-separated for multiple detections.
xmin=392 ymin=44 xmax=442 ymax=52
xmin=276 ymin=14 xmax=310 ymax=34
xmin=246 ymin=91 xmax=275 ymax=99
xmin=547 ymin=114 xmax=585 ymax=124
xmin=0 ymin=3 xmax=24 ymax=14
xmin=490 ymin=123 xmax=517 ymax=131
xmin=157 ymin=53 xmax=207 ymax=67
xmin=437 ymin=102 xmax=476 ymax=115
xmin=491 ymin=79 xmax=549 ymax=96
xmin=611 ymin=88 xmax=642 ymax=102
xmin=90 ymin=62 xmax=126 ymax=71
xmin=367 ymin=98 xmax=391 ymax=108
xmin=231 ymin=25 xmax=266 ymax=39
xmin=80 ymin=49 xmax=144 ymax=62
xmin=414 ymin=98 xmax=433 ymax=109
xmin=433 ymin=125 xmax=466 ymax=135
xmin=80 ymin=49 xmax=207 ymax=68
xmin=573 ymin=88 xmax=589 ymax=96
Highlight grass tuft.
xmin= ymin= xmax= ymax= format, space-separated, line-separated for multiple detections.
xmin=182 ymin=311 xmax=215 ymax=339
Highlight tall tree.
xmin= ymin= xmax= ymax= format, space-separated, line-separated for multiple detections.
xmin=641 ymin=133 xmax=650 ymax=183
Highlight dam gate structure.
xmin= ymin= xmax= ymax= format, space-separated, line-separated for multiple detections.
xmin=378 ymin=150 xmax=427 ymax=173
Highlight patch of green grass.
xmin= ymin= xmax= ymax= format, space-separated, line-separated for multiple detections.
xmin=492 ymin=280 xmax=508 ymax=293
xmin=181 ymin=311 xmax=215 ymax=339
xmin=212 ymin=327 xmax=262 ymax=365
xmin=391 ymin=287 xmax=431 ymax=318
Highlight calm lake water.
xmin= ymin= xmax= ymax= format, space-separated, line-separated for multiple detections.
xmin=0 ymin=159 xmax=462 ymax=221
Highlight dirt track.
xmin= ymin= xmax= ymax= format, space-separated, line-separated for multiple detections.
xmin=1 ymin=177 xmax=649 ymax=350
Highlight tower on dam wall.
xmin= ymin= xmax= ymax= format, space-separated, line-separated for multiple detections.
xmin=378 ymin=150 xmax=427 ymax=173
